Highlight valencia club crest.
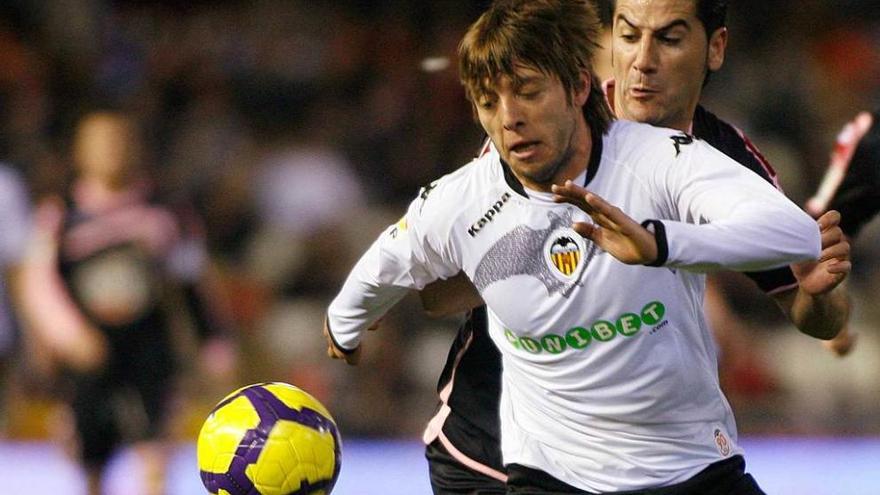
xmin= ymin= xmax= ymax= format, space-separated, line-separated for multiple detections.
xmin=544 ymin=228 xmax=588 ymax=281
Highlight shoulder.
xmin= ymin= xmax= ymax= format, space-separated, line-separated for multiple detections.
xmin=604 ymin=120 xmax=698 ymax=166
xmin=413 ymin=152 xmax=499 ymax=217
xmin=692 ymin=105 xmax=778 ymax=187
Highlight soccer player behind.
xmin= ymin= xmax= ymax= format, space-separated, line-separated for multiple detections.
xmin=415 ymin=1 xmax=852 ymax=493
xmin=324 ymin=0 xmax=835 ymax=493
xmin=16 ymin=110 xmax=236 ymax=495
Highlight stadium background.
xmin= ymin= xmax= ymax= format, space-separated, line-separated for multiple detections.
xmin=0 ymin=0 xmax=878 ymax=493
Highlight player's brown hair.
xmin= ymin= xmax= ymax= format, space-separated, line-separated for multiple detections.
xmin=458 ymin=0 xmax=614 ymax=136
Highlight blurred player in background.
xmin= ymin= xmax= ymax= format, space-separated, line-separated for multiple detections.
xmin=325 ymin=0 xmax=836 ymax=492
xmin=415 ymin=0 xmax=852 ymax=492
xmin=807 ymin=109 xmax=880 ymax=355
xmin=15 ymin=110 xmax=236 ymax=495
xmin=0 ymin=163 xmax=30 ymax=431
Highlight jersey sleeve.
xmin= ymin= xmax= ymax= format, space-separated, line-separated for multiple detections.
xmin=691 ymin=106 xmax=798 ymax=293
xmin=648 ymin=136 xmax=820 ymax=272
xmin=326 ymin=188 xmax=462 ymax=350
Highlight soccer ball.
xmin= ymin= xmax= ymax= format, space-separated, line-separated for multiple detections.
xmin=197 ymin=382 xmax=342 ymax=495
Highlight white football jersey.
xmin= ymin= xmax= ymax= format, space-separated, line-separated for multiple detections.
xmin=328 ymin=120 xmax=819 ymax=491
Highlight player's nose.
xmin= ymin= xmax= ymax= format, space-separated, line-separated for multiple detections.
xmin=500 ymin=96 xmax=525 ymax=131
xmin=633 ymin=38 xmax=659 ymax=74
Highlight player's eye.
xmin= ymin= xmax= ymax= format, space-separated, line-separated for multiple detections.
xmin=619 ymin=33 xmax=638 ymax=42
xmin=658 ymin=35 xmax=681 ymax=45
xmin=474 ymin=90 xmax=496 ymax=109
xmin=518 ymin=89 xmax=540 ymax=100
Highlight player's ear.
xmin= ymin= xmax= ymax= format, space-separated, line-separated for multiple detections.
xmin=707 ymin=27 xmax=727 ymax=72
xmin=573 ymin=70 xmax=591 ymax=107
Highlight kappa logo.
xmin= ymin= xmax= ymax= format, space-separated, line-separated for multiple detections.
xmin=670 ymin=133 xmax=694 ymax=157
xmin=388 ymin=216 xmax=407 ymax=239
xmin=468 ymin=192 xmax=512 ymax=237
xmin=417 ymin=180 xmax=439 ymax=213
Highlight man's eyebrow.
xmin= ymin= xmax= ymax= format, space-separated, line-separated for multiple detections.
xmin=514 ymin=75 xmax=543 ymax=86
xmin=616 ymin=14 xmax=691 ymax=33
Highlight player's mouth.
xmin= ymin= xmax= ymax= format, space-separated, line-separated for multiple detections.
xmin=629 ymin=85 xmax=660 ymax=100
xmin=509 ymin=140 xmax=541 ymax=160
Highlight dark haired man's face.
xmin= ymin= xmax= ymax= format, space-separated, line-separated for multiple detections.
xmin=610 ymin=0 xmax=726 ymax=132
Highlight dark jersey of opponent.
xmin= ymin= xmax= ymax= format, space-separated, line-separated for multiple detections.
xmin=827 ymin=110 xmax=880 ymax=238
xmin=55 ymin=183 xmax=222 ymax=466
xmin=424 ymin=105 xmax=799 ymax=474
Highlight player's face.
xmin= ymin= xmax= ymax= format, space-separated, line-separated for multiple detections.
xmin=474 ymin=65 xmax=590 ymax=192
xmin=611 ymin=0 xmax=727 ymax=131
xmin=74 ymin=114 xmax=140 ymax=186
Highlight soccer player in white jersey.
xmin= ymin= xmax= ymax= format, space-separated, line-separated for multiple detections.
xmin=415 ymin=1 xmax=853 ymax=492
xmin=325 ymin=0 xmax=832 ymax=493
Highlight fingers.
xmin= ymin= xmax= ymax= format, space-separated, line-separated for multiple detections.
xmin=552 ymin=181 xmax=621 ymax=228
xmin=571 ymin=221 xmax=597 ymax=240
xmin=816 ymin=210 xmax=841 ymax=231
xmin=326 ymin=344 xmax=361 ymax=365
xmin=819 ymin=234 xmax=850 ymax=264
xmin=551 ymin=181 xmax=592 ymax=212
xmin=820 ymin=224 xmax=844 ymax=250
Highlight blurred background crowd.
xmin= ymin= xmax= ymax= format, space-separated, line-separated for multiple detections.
xmin=0 ymin=0 xmax=878 ymax=472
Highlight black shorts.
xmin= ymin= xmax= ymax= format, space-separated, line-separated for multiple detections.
xmin=426 ymin=439 xmax=507 ymax=495
xmin=69 ymin=325 xmax=175 ymax=468
xmin=507 ymin=456 xmax=766 ymax=495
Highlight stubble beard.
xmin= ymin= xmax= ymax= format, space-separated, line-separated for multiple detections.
xmin=524 ymin=123 xmax=577 ymax=186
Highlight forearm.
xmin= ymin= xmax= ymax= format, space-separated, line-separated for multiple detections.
xmin=659 ymin=203 xmax=820 ymax=272
xmin=778 ymin=285 xmax=850 ymax=340
xmin=326 ymin=235 xmax=427 ymax=350
xmin=327 ymin=277 xmax=408 ymax=350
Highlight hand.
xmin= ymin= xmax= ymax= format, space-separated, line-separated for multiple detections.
xmin=323 ymin=316 xmax=382 ymax=366
xmin=57 ymin=324 xmax=109 ymax=373
xmin=791 ymin=210 xmax=851 ymax=295
xmin=823 ymin=326 xmax=858 ymax=357
xmin=552 ymin=180 xmax=658 ymax=265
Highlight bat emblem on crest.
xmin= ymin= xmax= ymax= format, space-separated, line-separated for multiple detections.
xmin=473 ymin=210 xmax=597 ymax=298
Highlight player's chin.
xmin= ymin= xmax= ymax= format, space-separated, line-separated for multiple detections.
xmin=524 ymin=163 xmax=562 ymax=185
xmin=624 ymin=101 xmax=665 ymax=125
xmin=509 ymin=156 xmax=549 ymax=177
